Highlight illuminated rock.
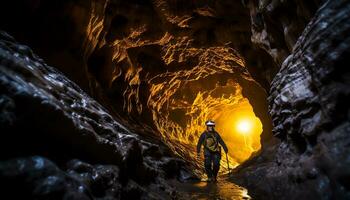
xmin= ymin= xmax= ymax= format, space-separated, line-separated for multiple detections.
xmin=0 ymin=31 xmax=188 ymax=199
xmin=0 ymin=0 xmax=272 ymax=175
xmin=2 ymin=0 xmax=349 ymax=199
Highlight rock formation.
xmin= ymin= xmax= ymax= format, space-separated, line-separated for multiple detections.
xmin=0 ymin=0 xmax=274 ymax=174
xmin=1 ymin=0 xmax=350 ymax=199
xmin=232 ymin=0 xmax=350 ymax=199
xmin=0 ymin=32 xmax=190 ymax=199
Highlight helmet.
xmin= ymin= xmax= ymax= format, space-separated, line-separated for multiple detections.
xmin=205 ymin=120 xmax=215 ymax=126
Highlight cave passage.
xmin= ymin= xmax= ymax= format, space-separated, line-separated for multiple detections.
xmin=110 ymin=41 xmax=267 ymax=177
xmin=147 ymin=77 xmax=263 ymax=176
xmin=1 ymin=0 xmax=350 ymax=199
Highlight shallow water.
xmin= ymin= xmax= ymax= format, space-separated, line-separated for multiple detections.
xmin=172 ymin=177 xmax=251 ymax=200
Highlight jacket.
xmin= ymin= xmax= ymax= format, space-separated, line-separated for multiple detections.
xmin=196 ymin=130 xmax=228 ymax=155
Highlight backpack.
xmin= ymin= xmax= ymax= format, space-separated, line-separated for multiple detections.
xmin=204 ymin=131 xmax=220 ymax=152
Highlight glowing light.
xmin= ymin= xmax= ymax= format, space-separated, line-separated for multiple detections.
xmin=147 ymin=80 xmax=263 ymax=176
xmin=117 ymin=37 xmax=262 ymax=176
xmin=236 ymin=120 xmax=252 ymax=134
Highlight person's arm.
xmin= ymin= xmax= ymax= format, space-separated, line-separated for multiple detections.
xmin=216 ymin=132 xmax=228 ymax=153
xmin=196 ymin=132 xmax=205 ymax=154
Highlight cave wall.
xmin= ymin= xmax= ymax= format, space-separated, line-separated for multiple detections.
xmin=246 ymin=0 xmax=322 ymax=65
xmin=232 ymin=0 xmax=350 ymax=199
xmin=270 ymin=0 xmax=350 ymax=197
xmin=0 ymin=0 xmax=274 ymax=196
xmin=0 ymin=0 xmax=273 ymax=160
xmin=1 ymin=0 xmax=350 ymax=199
xmin=0 ymin=31 xmax=191 ymax=199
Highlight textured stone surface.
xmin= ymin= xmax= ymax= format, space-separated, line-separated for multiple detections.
xmin=0 ymin=157 xmax=93 ymax=199
xmin=247 ymin=0 xmax=322 ymax=65
xmin=1 ymin=0 xmax=273 ymax=175
xmin=0 ymin=0 xmax=350 ymax=199
xmin=0 ymin=0 xmax=272 ymax=148
xmin=0 ymin=31 xmax=191 ymax=199
xmin=232 ymin=1 xmax=350 ymax=199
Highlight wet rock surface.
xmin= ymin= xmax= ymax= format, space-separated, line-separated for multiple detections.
xmin=232 ymin=0 xmax=350 ymax=199
xmin=0 ymin=156 xmax=93 ymax=199
xmin=0 ymin=0 xmax=350 ymax=199
xmin=0 ymin=32 xmax=193 ymax=199
xmin=0 ymin=0 xmax=273 ymax=153
xmin=247 ymin=0 xmax=322 ymax=65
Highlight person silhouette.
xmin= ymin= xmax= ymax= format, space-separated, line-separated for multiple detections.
xmin=197 ymin=120 xmax=228 ymax=182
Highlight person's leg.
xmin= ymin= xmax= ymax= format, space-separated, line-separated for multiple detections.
xmin=204 ymin=154 xmax=213 ymax=181
xmin=212 ymin=152 xmax=221 ymax=181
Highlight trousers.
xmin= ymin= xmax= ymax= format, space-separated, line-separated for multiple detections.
xmin=204 ymin=151 xmax=221 ymax=178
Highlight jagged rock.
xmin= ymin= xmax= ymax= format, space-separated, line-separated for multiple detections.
xmin=121 ymin=138 xmax=158 ymax=185
xmin=0 ymin=31 xmax=194 ymax=199
xmin=1 ymin=0 xmax=349 ymax=199
xmin=159 ymin=157 xmax=184 ymax=179
xmin=0 ymin=1 xmax=273 ymax=162
xmin=66 ymin=159 xmax=122 ymax=198
xmin=232 ymin=1 xmax=350 ymax=199
xmin=0 ymin=30 xmax=129 ymax=166
xmin=246 ymin=0 xmax=322 ymax=65
xmin=0 ymin=156 xmax=92 ymax=199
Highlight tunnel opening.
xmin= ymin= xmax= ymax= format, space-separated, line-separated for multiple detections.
xmin=146 ymin=71 xmax=263 ymax=177
xmin=115 ymin=41 xmax=269 ymax=177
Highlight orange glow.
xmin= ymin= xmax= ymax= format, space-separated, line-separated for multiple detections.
xmin=148 ymin=78 xmax=263 ymax=176
xmin=113 ymin=35 xmax=263 ymax=176
xmin=236 ymin=120 xmax=252 ymax=134
xmin=215 ymin=100 xmax=263 ymax=164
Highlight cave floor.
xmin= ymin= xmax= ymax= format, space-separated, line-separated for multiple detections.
xmin=170 ymin=176 xmax=251 ymax=200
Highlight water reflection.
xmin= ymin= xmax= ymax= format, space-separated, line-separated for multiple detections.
xmin=172 ymin=178 xmax=251 ymax=200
